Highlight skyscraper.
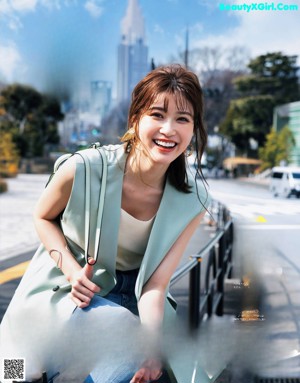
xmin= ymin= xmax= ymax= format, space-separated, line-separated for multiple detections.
xmin=117 ymin=0 xmax=149 ymax=102
xmin=91 ymin=80 xmax=112 ymax=121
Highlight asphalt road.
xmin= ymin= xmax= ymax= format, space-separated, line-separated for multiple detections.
xmin=207 ymin=178 xmax=300 ymax=379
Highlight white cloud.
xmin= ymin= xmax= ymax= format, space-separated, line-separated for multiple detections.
xmin=10 ymin=0 xmax=38 ymax=12
xmin=0 ymin=0 xmax=37 ymax=31
xmin=0 ymin=0 xmax=73 ymax=30
xmin=84 ymin=0 xmax=103 ymax=18
xmin=0 ymin=42 xmax=24 ymax=82
xmin=192 ymin=6 xmax=300 ymax=64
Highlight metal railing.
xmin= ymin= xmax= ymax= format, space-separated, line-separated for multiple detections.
xmin=170 ymin=201 xmax=234 ymax=330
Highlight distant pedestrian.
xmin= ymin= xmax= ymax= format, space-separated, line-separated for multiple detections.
xmin=0 ymin=64 xmax=210 ymax=383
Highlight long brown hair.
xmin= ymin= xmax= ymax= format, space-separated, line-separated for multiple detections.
xmin=121 ymin=64 xmax=207 ymax=193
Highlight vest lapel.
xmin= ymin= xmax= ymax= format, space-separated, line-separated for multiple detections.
xmin=97 ymin=147 xmax=127 ymax=276
xmin=135 ymin=180 xmax=203 ymax=299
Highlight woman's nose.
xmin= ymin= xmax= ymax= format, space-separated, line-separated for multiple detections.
xmin=159 ymin=120 xmax=175 ymax=136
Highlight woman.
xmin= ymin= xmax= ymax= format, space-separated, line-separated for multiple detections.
xmin=0 ymin=64 xmax=210 ymax=383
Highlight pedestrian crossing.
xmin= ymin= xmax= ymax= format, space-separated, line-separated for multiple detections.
xmin=209 ymin=190 xmax=300 ymax=221
xmin=226 ymin=202 xmax=300 ymax=220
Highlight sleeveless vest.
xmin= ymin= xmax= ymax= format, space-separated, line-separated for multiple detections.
xmin=0 ymin=144 xmax=211 ymax=382
xmin=61 ymin=144 xmax=210 ymax=299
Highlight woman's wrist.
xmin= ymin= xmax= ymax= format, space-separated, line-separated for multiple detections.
xmin=48 ymin=245 xmax=81 ymax=281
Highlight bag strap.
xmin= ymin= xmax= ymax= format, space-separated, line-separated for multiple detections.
xmin=76 ymin=147 xmax=108 ymax=265
xmin=94 ymin=148 xmax=107 ymax=264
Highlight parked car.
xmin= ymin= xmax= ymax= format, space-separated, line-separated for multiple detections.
xmin=270 ymin=166 xmax=300 ymax=198
xmin=187 ymin=153 xmax=209 ymax=179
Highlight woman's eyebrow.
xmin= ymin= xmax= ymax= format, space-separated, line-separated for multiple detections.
xmin=149 ymin=106 xmax=167 ymax=112
xmin=149 ymin=106 xmax=193 ymax=117
xmin=177 ymin=110 xmax=194 ymax=118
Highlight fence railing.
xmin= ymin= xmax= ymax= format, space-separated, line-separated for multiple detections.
xmin=170 ymin=201 xmax=234 ymax=330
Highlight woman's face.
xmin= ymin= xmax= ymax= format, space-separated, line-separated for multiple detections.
xmin=135 ymin=92 xmax=194 ymax=167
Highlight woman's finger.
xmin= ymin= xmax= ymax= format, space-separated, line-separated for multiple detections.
xmin=70 ymin=294 xmax=90 ymax=308
xmin=71 ymin=280 xmax=95 ymax=298
xmin=130 ymin=368 xmax=147 ymax=383
xmin=68 ymin=293 xmax=89 ymax=308
xmin=70 ymin=289 xmax=92 ymax=304
xmin=71 ymin=271 xmax=100 ymax=294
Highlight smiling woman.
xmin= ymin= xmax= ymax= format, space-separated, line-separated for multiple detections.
xmin=0 ymin=64 xmax=210 ymax=383
xmin=133 ymin=93 xmax=194 ymax=167
xmin=121 ymin=64 xmax=207 ymax=194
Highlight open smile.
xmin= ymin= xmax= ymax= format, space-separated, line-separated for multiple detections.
xmin=153 ymin=139 xmax=177 ymax=149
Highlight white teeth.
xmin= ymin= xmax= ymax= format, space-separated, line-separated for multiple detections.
xmin=154 ymin=140 xmax=176 ymax=148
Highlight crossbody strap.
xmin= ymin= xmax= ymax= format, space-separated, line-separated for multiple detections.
xmin=76 ymin=147 xmax=107 ymax=265
xmin=93 ymin=148 xmax=107 ymax=264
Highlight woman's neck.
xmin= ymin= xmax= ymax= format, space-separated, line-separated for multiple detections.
xmin=125 ymin=150 xmax=167 ymax=191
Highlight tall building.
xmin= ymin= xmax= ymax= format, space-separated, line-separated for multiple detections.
xmin=274 ymin=101 xmax=300 ymax=166
xmin=91 ymin=80 xmax=112 ymax=121
xmin=117 ymin=0 xmax=149 ymax=102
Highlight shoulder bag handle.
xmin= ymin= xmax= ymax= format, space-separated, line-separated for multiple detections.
xmin=76 ymin=146 xmax=108 ymax=265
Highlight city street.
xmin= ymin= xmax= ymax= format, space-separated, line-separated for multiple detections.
xmin=207 ymin=178 xmax=300 ymax=379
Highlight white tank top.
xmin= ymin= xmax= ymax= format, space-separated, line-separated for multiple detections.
xmin=116 ymin=209 xmax=155 ymax=271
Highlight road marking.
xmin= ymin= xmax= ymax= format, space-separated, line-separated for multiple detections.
xmin=239 ymin=225 xmax=300 ymax=230
xmin=256 ymin=215 xmax=267 ymax=223
xmin=0 ymin=261 xmax=30 ymax=285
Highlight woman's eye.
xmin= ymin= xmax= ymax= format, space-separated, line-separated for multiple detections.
xmin=151 ymin=112 xmax=163 ymax=118
xmin=178 ymin=117 xmax=190 ymax=122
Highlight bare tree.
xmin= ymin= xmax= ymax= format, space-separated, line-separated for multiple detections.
xmin=186 ymin=45 xmax=250 ymax=133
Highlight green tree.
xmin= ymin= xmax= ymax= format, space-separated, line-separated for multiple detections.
xmin=221 ymin=95 xmax=275 ymax=153
xmin=220 ymin=52 xmax=299 ymax=155
xmin=237 ymin=52 xmax=299 ymax=104
xmin=258 ymin=126 xmax=295 ymax=171
xmin=0 ymin=84 xmax=63 ymax=157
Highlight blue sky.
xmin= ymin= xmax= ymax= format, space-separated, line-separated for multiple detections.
xmin=1 ymin=0 xmax=300 ymax=100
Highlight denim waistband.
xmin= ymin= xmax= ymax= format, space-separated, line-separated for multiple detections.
xmin=103 ymin=269 xmax=139 ymax=316
xmin=110 ymin=268 xmax=139 ymax=295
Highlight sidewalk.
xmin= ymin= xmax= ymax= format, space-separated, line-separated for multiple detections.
xmin=0 ymin=174 xmax=49 ymax=261
xmin=237 ymin=176 xmax=270 ymax=189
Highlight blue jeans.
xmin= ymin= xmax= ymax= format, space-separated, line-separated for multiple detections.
xmin=104 ymin=269 xmax=139 ymax=316
xmin=83 ymin=269 xmax=139 ymax=383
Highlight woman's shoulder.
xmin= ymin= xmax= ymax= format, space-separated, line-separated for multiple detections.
xmin=73 ymin=144 xmax=125 ymax=166
xmin=186 ymin=174 xmax=211 ymax=211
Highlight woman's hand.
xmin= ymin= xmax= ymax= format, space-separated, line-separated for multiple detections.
xmin=69 ymin=259 xmax=101 ymax=308
xmin=130 ymin=358 xmax=163 ymax=383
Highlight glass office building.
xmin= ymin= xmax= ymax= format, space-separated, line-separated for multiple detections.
xmin=273 ymin=101 xmax=300 ymax=166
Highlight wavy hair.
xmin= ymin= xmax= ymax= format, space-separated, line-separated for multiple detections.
xmin=121 ymin=64 xmax=207 ymax=193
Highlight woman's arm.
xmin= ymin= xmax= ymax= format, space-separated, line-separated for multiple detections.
xmin=130 ymin=211 xmax=206 ymax=383
xmin=33 ymin=156 xmax=100 ymax=308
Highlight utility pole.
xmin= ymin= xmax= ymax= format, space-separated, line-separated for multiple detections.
xmin=184 ymin=26 xmax=189 ymax=68
xmin=151 ymin=58 xmax=156 ymax=70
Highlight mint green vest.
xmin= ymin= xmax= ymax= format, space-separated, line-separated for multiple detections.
xmin=1 ymin=144 xmax=211 ymax=382
xmin=61 ymin=144 xmax=209 ymax=298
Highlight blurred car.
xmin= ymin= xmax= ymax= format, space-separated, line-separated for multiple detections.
xmin=270 ymin=166 xmax=300 ymax=198
xmin=187 ymin=153 xmax=209 ymax=179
